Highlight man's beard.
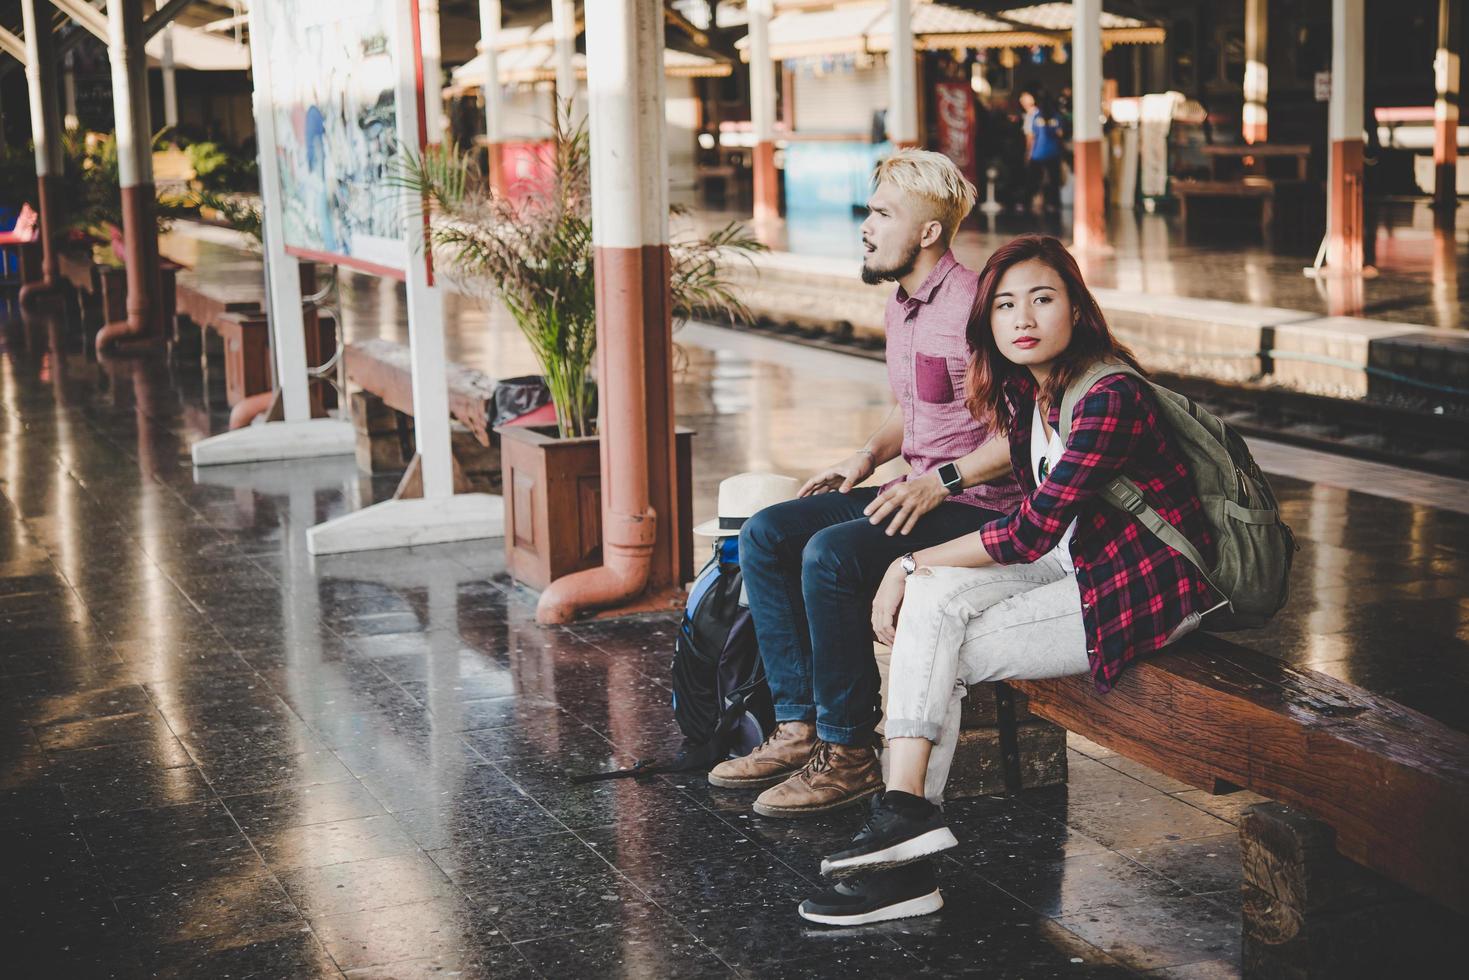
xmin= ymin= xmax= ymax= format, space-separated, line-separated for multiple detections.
xmin=860 ymin=239 xmax=923 ymax=285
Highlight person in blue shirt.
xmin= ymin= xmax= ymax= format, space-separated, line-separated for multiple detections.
xmin=1022 ymin=92 xmax=1065 ymax=215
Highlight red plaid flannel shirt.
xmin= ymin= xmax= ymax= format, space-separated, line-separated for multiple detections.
xmin=979 ymin=372 xmax=1216 ymax=691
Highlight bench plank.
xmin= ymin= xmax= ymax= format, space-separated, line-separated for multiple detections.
xmin=1012 ymin=635 xmax=1469 ymax=916
xmin=344 ymin=339 xmax=498 ymax=446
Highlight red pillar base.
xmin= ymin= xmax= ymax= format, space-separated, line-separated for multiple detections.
xmin=1072 ymin=139 xmax=1107 ymax=252
xmin=486 ymin=141 xmax=509 ymax=197
xmin=753 ymin=140 xmax=779 ymax=223
xmin=1328 ymin=139 xmax=1365 ymax=274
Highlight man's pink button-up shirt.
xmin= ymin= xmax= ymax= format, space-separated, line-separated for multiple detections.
xmin=879 ymin=250 xmax=1023 ymax=515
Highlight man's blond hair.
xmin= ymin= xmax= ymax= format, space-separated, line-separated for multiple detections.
xmin=871 ymin=149 xmax=977 ymax=247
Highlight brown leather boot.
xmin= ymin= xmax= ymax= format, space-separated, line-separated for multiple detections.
xmin=707 ymin=721 xmax=817 ymax=790
xmin=752 ymin=739 xmax=883 ymax=818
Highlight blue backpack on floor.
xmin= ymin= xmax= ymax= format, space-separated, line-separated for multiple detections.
xmin=669 ymin=535 xmax=775 ymax=768
xmin=574 ymin=537 xmax=774 ymax=784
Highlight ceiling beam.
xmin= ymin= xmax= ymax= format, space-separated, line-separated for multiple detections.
xmin=144 ymin=0 xmax=194 ymax=42
xmin=48 ymin=0 xmax=109 ymax=43
xmin=0 ymin=25 xmax=26 ymax=65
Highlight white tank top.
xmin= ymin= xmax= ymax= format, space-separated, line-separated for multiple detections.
xmin=1031 ymin=402 xmax=1076 ymax=572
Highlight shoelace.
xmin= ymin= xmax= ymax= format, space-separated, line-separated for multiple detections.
xmin=804 ymin=740 xmax=836 ymax=775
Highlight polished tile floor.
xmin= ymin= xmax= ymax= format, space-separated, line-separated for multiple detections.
xmin=2 ymin=262 xmax=1466 ymax=976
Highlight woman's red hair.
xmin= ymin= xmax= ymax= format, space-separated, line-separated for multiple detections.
xmin=964 ymin=234 xmax=1143 ymax=433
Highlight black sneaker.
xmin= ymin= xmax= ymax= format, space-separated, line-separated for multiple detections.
xmin=798 ymin=859 xmax=943 ymax=926
xmin=819 ymin=790 xmax=957 ymax=877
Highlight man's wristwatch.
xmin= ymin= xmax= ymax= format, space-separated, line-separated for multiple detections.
xmin=899 ymin=553 xmax=918 ymax=576
xmin=936 ymin=461 xmax=963 ymax=494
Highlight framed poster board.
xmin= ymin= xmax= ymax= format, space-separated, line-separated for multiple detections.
xmin=256 ymin=0 xmax=410 ymax=276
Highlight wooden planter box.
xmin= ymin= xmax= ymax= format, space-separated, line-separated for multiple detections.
xmin=498 ymin=424 xmax=694 ymax=592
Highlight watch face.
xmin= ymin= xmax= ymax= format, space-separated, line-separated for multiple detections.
xmin=939 ymin=463 xmax=961 ymax=488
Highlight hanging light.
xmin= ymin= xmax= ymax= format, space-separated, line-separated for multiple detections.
xmin=999 ymin=47 xmax=1018 ymax=68
xmin=1053 ymin=43 xmax=1069 ymax=65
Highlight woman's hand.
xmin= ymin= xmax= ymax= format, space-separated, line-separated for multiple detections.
xmin=871 ymin=558 xmax=909 ymax=646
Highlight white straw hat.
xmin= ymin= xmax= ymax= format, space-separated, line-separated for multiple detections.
xmin=692 ymin=472 xmax=800 ymax=538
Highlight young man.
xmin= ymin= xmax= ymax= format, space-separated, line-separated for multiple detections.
xmin=708 ymin=149 xmax=1022 ymax=818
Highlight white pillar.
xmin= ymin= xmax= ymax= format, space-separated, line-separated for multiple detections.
xmin=419 ymin=0 xmax=444 ymax=144
xmin=749 ymin=0 xmax=779 ymax=221
xmin=1072 ymin=0 xmax=1106 ymax=249
xmin=552 ymin=0 xmax=580 ymax=127
xmin=478 ymin=0 xmax=506 ymax=193
xmin=887 ymin=0 xmax=916 ymax=145
xmin=245 ymin=0 xmax=309 ymax=423
xmin=1243 ymin=0 xmax=1268 ymax=144
xmin=161 ymin=21 xmax=178 ymax=128
xmin=1327 ymin=0 xmax=1365 ymax=272
xmin=1434 ymin=0 xmax=1459 ymax=219
xmin=397 ymin=0 xmax=452 ymax=500
xmin=63 ymin=52 xmax=79 ymax=131
xmin=106 ymin=0 xmax=151 ymax=192
xmin=21 ymin=0 xmax=63 ymax=179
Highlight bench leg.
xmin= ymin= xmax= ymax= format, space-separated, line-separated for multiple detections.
xmin=352 ymin=391 xmax=416 ymax=475
xmin=1240 ymin=802 xmax=1454 ymax=979
xmin=943 ymin=682 xmax=1068 ymax=801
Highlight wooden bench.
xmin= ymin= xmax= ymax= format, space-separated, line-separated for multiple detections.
xmin=55 ymin=246 xmax=180 ymax=332
xmin=1174 ymin=176 xmax=1323 ymax=250
xmin=175 ymin=262 xmax=335 ymax=425
xmin=344 ymin=338 xmax=503 ymax=499
xmin=1006 ymin=633 xmax=1469 ymax=969
xmin=1202 ymin=142 xmax=1313 ymax=181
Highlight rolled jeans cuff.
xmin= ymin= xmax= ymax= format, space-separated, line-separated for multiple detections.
xmin=774 ymin=704 xmax=816 ymax=723
xmin=885 ymin=718 xmax=943 ymax=743
xmin=815 ymin=719 xmax=867 ymax=746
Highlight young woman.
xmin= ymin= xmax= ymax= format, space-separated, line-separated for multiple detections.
xmin=797 ymin=234 xmax=1218 ymax=927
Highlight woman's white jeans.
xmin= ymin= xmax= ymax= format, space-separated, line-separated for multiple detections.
xmin=883 ymin=552 xmax=1091 ymax=804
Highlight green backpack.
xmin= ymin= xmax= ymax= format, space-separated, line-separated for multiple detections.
xmin=1058 ymin=362 xmax=1296 ymax=631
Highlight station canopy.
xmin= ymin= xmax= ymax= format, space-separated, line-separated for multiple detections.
xmin=450 ymin=24 xmax=730 ymax=92
xmin=736 ymin=1 xmax=1164 ymax=60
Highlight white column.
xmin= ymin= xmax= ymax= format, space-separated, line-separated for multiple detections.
xmin=396 ymin=0 xmax=451 ymax=499
xmin=1327 ymin=0 xmax=1365 ymax=272
xmin=106 ymin=0 xmax=151 ymax=192
xmin=887 ymin=0 xmax=916 ymax=145
xmin=749 ymin=0 xmax=779 ymax=221
xmin=478 ymin=0 xmax=503 ymax=144
xmin=552 ymin=0 xmax=580 ymax=126
xmin=1243 ymin=0 xmax=1268 ymax=144
xmin=419 ymin=0 xmax=444 ymax=144
xmin=21 ymin=0 xmax=63 ymax=179
xmin=1072 ymin=0 xmax=1106 ymax=249
xmin=63 ymin=52 xmax=79 ymax=131
xmin=245 ymin=0 xmax=308 ymax=423
xmin=161 ymin=21 xmax=178 ymax=128
xmin=1434 ymin=0 xmax=1459 ymax=217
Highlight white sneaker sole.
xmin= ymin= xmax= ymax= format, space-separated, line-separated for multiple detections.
xmin=797 ymin=887 xmax=944 ymax=926
xmin=819 ymin=826 xmax=959 ymax=877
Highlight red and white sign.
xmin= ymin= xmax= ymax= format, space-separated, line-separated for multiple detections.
xmin=934 ymin=81 xmax=977 ymax=184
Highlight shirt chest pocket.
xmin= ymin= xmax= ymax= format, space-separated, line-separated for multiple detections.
xmin=915 ymin=352 xmax=963 ymax=404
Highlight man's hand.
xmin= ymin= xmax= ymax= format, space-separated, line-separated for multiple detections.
xmin=798 ymin=452 xmax=874 ymax=497
xmin=863 ymin=471 xmax=949 ymax=536
xmin=871 ymin=559 xmax=908 ymax=646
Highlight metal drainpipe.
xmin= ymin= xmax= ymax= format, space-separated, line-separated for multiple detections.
xmin=535 ymin=0 xmax=668 ymax=625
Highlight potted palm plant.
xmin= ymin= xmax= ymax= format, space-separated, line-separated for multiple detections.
xmin=394 ymin=109 xmax=763 ymax=589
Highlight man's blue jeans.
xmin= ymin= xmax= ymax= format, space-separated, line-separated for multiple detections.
xmin=739 ymin=488 xmax=1000 ymax=747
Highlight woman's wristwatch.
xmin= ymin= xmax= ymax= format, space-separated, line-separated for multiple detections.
xmin=936 ymin=461 xmax=963 ymax=494
xmin=900 ymin=553 xmax=918 ymax=576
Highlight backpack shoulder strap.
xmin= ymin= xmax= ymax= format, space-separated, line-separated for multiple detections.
xmin=1057 ymin=361 xmax=1144 ymax=444
xmin=1055 ymin=363 xmax=1232 ymax=609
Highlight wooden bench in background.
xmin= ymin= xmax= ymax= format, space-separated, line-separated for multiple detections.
xmin=1175 ymin=143 xmax=1322 ymax=251
xmin=174 ymin=262 xmax=336 ymax=426
xmin=344 ymin=338 xmax=502 ymax=499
